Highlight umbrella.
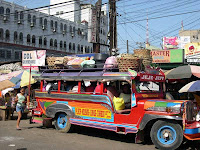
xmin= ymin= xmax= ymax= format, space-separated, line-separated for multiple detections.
xmin=165 ymin=65 xmax=200 ymax=79
xmin=0 ymin=80 xmax=15 ymax=91
xmin=179 ymin=80 xmax=200 ymax=93
xmin=2 ymin=88 xmax=14 ymax=96
xmin=12 ymin=70 xmax=37 ymax=88
xmin=0 ymin=70 xmax=23 ymax=82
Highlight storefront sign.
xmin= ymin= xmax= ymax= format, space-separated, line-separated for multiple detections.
xmin=22 ymin=50 xmax=46 ymax=67
xmin=140 ymin=73 xmax=165 ymax=82
xmin=151 ymin=49 xmax=183 ymax=63
xmin=88 ymin=8 xmax=97 ymax=43
xmin=163 ymin=37 xmax=178 ymax=49
xmin=185 ymin=43 xmax=200 ymax=63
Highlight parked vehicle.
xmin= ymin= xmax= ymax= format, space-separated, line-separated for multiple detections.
xmin=31 ymin=68 xmax=199 ymax=150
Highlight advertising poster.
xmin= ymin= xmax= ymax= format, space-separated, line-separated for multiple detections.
xmin=151 ymin=49 xmax=183 ymax=63
xmin=88 ymin=8 xmax=97 ymax=43
xmin=163 ymin=37 xmax=178 ymax=49
xmin=184 ymin=43 xmax=200 ymax=63
xmin=177 ymin=36 xmax=190 ymax=49
xmin=22 ymin=50 xmax=46 ymax=67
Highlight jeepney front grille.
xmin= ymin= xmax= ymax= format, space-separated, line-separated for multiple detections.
xmin=186 ymin=101 xmax=197 ymax=121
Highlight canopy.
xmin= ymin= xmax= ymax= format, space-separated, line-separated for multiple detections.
xmin=0 ymin=80 xmax=15 ymax=91
xmin=165 ymin=65 xmax=200 ymax=79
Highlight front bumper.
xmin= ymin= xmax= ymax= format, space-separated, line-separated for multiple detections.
xmin=184 ymin=121 xmax=200 ymax=140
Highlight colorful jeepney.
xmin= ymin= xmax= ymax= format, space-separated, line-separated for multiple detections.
xmin=32 ymin=69 xmax=200 ymax=150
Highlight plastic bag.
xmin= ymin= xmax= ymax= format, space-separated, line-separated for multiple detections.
xmin=81 ymin=60 xmax=95 ymax=68
xmin=113 ymin=96 xmax=125 ymax=110
xmin=104 ymin=56 xmax=118 ymax=68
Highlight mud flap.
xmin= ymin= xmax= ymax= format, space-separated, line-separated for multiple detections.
xmin=135 ymin=130 xmax=144 ymax=144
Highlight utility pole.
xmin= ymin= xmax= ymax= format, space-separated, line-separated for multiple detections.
xmin=109 ymin=0 xmax=117 ymax=56
xmin=127 ymin=40 xmax=129 ymax=53
xmin=93 ymin=0 xmax=102 ymax=53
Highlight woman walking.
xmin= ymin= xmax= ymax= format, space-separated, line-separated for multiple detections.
xmin=15 ymin=88 xmax=27 ymax=130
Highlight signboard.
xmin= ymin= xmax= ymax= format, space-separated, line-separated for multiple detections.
xmin=185 ymin=43 xmax=200 ymax=63
xmin=151 ymin=49 xmax=183 ymax=63
xmin=88 ymin=8 xmax=97 ymax=43
xmin=163 ymin=37 xmax=178 ymax=49
xmin=140 ymin=73 xmax=165 ymax=82
xmin=177 ymin=36 xmax=190 ymax=49
xmin=22 ymin=50 xmax=46 ymax=67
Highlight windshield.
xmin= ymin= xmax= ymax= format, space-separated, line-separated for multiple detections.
xmin=136 ymin=81 xmax=161 ymax=93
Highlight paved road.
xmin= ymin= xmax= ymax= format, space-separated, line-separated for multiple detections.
xmin=0 ymin=116 xmax=199 ymax=150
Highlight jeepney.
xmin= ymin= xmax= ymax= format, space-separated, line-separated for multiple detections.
xmin=31 ymin=68 xmax=200 ymax=150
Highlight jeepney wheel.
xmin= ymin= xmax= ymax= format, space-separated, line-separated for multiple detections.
xmin=55 ymin=113 xmax=72 ymax=133
xmin=150 ymin=120 xmax=183 ymax=150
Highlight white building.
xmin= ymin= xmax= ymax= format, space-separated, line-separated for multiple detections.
xmin=0 ymin=0 xmax=108 ymax=63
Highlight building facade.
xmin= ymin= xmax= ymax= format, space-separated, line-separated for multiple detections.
xmin=0 ymin=0 xmax=108 ymax=63
xmin=179 ymin=30 xmax=200 ymax=43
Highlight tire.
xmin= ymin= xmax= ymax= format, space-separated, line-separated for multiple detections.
xmin=150 ymin=120 xmax=183 ymax=150
xmin=55 ymin=113 xmax=73 ymax=133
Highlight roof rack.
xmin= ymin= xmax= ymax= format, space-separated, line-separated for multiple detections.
xmin=39 ymin=64 xmax=119 ymax=74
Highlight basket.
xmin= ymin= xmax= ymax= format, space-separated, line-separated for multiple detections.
xmin=134 ymin=49 xmax=151 ymax=59
xmin=121 ymin=53 xmax=135 ymax=58
xmin=47 ymin=57 xmax=66 ymax=69
xmin=117 ymin=57 xmax=140 ymax=72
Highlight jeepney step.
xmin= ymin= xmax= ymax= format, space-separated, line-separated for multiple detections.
xmin=117 ymin=131 xmax=126 ymax=134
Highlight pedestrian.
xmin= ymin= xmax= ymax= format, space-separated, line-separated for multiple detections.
xmin=15 ymin=88 xmax=27 ymax=130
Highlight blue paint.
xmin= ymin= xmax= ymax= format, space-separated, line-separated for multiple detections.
xmin=166 ymin=103 xmax=180 ymax=107
xmin=57 ymin=114 xmax=67 ymax=129
xmin=70 ymin=118 xmax=137 ymax=129
xmin=184 ymin=128 xmax=200 ymax=134
xmin=157 ymin=125 xmax=176 ymax=145
xmin=57 ymin=101 xmax=68 ymax=104
xmin=132 ymin=93 xmax=136 ymax=107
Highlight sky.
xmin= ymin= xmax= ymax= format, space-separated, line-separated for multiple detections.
xmin=4 ymin=0 xmax=200 ymax=53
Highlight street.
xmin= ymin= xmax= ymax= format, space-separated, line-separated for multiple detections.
xmin=0 ymin=115 xmax=199 ymax=150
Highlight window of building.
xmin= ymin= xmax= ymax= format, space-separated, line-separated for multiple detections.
xmin=77 ymin=44 xmax=80 ymax=52
xmin=19 ymin=32 xmax=23 ymax=42
xmin=91 ymin=47 xmax=93 ymax=53
xmin=15 ymin=51 xmax=20 ymax=60
xmin=6 ymin=50 xmax=11 ymax=59
xmin=32 ymin=16 xmax=36 ymax=25
xmin=51 ymin=20 xmax=54 ymax=29
xmin=54 ymin=39 xmax=57 ymax=48
xmin=87 ymin=46 xmax=90 ymax=53
xmin=0 ymin=50 xmax=5 ymax=58
xmin=14 ymin=10 xmax=18 ymax=20
xmin=50 ymin=39 xmax=53 ymax=47
xmin=60 ymin=23 xmax=63 ymax=32
xmin=20 ymin=11 xmax=23 ymax=21
xmin=0 ymin=7 xmax=4 ymax=15
xmin=64 ymin=41 xmax=66 ymax=50
xmin=64 ymin=24 xmax=67 ymax=32
xmin=44 ymin=18 xmax=47 ymax=29
xmin=27 ymin=34 xmax=31 ymax=43
xmin=81 ymin=45 xmax=83 ymax=52
xmin=70 ymin=26 xmax=72 ymax=33
xmin=73 ymin=43 xmax=75 ymax=51
xmin=55 ymin=21 xmax=58 ymax=30
xmin=69 ymin=43 xmax=72 ymax=51
xmin=60 ymin=41 xmax=63 ymax=49
xmin=85 ymin=33 xmax=87 ymax=40
xmin=32 ymin=35 xmax=36 ymax=44
xmin=39 ymin=36 xmax=42 ymax=45
xmin=28 ymin=14 xmax=31 ymax=23
xmin=44 ymin=37 xmax=47 ymax=46
xmin=6 ymin=8 xmax=10 ymax=19
xmin=14 ymin=31 xmax=18 ymax=41
xmin=78 ymin=28 xmax=81 ymax=35
xmin=5 ymin=30 xmax=10 ymax=41
xmin=0 ymin=28 xmax=3 ymax=40
xmin=39 ymin=17 xmax=43 ymax=27
xmin=73 ymin=27 xmax=75 ymax=34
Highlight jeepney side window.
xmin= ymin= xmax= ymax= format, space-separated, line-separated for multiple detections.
xmin=45 ymin=81 xmax=58 ymax=92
